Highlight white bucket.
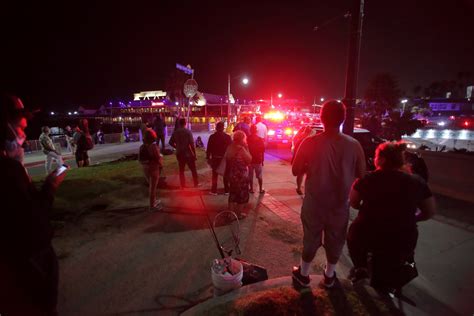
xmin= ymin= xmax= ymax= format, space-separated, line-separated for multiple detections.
xmin=211 ymin=259 xmax=243 ymax=295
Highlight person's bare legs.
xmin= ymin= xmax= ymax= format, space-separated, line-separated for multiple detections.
xmin=149 ymin=174 xmax=159 ymax=208
xmin=296 ymin=174 xmax=304 ymax=194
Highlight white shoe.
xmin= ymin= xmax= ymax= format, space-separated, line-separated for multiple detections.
xmin=149 ymin=200 xmax=163 ymax=212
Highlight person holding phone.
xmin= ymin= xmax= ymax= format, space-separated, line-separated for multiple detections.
xmin=1 ymin=94 xmax=67 ymax=315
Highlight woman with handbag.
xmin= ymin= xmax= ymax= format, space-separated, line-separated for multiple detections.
xmin=224 ymin=130 xmax=252 ymax=219
xmin=347 ymin=141 xmax=436 ymax=295
xmin=139 ymin=128 xmax=164 ymax=211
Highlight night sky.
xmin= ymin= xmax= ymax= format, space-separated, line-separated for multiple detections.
xmin=1 ymin=0 xmax=473 ymax=111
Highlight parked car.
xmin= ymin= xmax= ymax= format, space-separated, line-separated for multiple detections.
xmin=292 ymin=124 xmax=385 ymax=170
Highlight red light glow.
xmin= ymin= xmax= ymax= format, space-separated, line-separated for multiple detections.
xmin=263 ymin=111 xmax=285 ymax=121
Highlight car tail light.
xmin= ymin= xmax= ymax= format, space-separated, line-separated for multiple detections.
xmin=268 ymin=129 xmax=275 ymax=136
xmin=284 ymin=128 xmax=292 ymax=135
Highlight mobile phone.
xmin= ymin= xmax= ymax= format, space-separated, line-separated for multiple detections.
xmin=56 ymin=164 xmax=69 ymax=176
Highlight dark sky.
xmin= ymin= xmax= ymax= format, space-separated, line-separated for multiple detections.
xmin=1 ymin=0 xmax=473 ymax=111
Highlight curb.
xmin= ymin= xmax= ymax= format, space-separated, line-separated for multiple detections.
xmin=24 ymin=155 xmax=74 ymax=168
xmin=182 ymin=276 xmax=324 ymax=315
xmin=182 ymin=275 xmax=421 ymax=316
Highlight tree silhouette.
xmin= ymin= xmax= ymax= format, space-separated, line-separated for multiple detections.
xmin=364 ymin=73 xmax=401 ymax=114
xmin=412 ymin=85 xmax=422 ymax=97
xmin=381 ymin=110 xmax=423 ymax=141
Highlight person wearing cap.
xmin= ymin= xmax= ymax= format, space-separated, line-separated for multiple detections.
xmin=0 ymin=94 xmax=66 ymax=315
xmin=39 ymin=126 xmax=64 ymax=174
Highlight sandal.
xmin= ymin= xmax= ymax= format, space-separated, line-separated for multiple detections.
xmin=296 ymin=188 xmax=303 ymax=195
xmin=259 ymin=189 xmax=266 ymax=194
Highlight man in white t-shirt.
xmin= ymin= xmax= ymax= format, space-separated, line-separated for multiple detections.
xmin=255 ymin=116 xmax=267 ymax=140
xmin=291 ymin=100 xmax=366 ymax=288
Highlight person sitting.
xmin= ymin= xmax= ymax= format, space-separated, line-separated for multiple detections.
xmin=347 ymin=141 xmax=435 ymax=294
xmin=195 ymin=136 xmax=205 ymax=149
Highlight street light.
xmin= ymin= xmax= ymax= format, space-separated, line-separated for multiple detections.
xmin=278 ymin=93 xmax=283 ymax=98
xmin=320 ymin=97 xmax=325 ymax=103
xmin=401 ymin=99 xmax=408 ymax=112
xmin=228 ymin=74 xmax=249 ymax=124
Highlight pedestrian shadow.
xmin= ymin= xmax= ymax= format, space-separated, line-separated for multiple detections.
xmin=292 ymin=279 xmax=319 ymax=316
xmin=352 ymin=282 xmax=405 ymax=315
xmin=143 ymin=206 xmax=223 ymax=233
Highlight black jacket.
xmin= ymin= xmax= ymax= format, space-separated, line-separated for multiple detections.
xmin=206 ymin=131 xmax=232 ymax=159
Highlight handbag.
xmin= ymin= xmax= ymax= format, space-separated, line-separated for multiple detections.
xmin=216 ymin=158 xmax=226 ymax=176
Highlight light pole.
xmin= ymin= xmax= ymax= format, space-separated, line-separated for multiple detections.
xmin=401 ymin=99 xmax=408 ymax=113
xmin=228 ymin=74 xmax=249 ymax=124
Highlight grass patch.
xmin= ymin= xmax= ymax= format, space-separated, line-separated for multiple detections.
xmin=33 ymin=150 xmax=207 ymax=221
xmin=291 ymin=245 xmax=303 ymax=258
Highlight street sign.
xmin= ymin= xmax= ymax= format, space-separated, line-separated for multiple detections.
xmin=176 ymin=63 xmax=194 ymax=75
xmin=183 ymin=79 xmax=198 ymax=98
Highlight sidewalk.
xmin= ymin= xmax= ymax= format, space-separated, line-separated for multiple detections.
xmin=24 ymin=131 xmax=213 ymax=169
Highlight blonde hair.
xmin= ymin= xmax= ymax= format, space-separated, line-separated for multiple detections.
xmin=375 ymin=141 xmax=407 ymax=170
xmin=233 ymin=130 xmax=247 ymax=145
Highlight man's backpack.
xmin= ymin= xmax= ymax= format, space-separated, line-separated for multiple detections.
xmin=83 ymin=134 xmax=94 ymax=151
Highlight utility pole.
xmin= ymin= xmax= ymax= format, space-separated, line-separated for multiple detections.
xmin=227 ymin=73 xmax=231 ymax=125
xmin=342 ymin=0 xmax=364 ymax=136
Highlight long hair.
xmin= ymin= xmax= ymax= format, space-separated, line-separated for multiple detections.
xmin=79 ymin=119 xmax=90 ymax=136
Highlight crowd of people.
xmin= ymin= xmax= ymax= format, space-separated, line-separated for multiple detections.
xmin=138 ymin=115 xmax=267 ymax=219
xmin=1 ymin=94 xmax=437 ymax=313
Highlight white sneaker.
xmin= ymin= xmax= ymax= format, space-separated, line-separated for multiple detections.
xmin=149 ymin=200 xmax=163 ymax=212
